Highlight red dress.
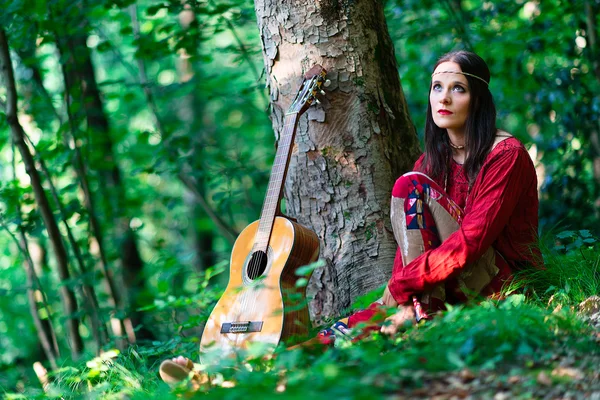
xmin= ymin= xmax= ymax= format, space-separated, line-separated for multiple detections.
xmin=316 ymin=137 xmax=542 ymax=343
xmin=388 ymin=137 xmax=542 ymax=304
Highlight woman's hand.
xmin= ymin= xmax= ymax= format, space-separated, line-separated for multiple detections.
xmin=380 ymin=304 xmax=416 ymax=336
xmin=382 ymin=284 xmax=398 ymax=308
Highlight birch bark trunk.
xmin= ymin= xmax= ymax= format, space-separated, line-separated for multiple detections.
xmin=254 ymin=0 xmax=421 ymax=321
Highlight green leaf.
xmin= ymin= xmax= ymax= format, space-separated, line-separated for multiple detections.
xmin=556 ymin=231 xmax=575 ymax=239
xmin=120 ymin=26 xmax=134 ymax=35
xmin=146 ymin=4 xmax=165 ymax=16
xmin=516 ymin=341 xmax=533 ymax=356
xmin=96 ymin=41 xmax=111 ymax=53
xmin=295 ymin=259 xmax=325 ymax=276
xmin=446 ymin=352 xmax=466 ymax=369
xmin=295 ymin=278 xmax=308 ymax=287
xmin=501 ymin=294 xmax=526 ymax=309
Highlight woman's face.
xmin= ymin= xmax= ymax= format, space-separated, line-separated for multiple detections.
xmin=430 ymin=61 xmax=471 ymax=136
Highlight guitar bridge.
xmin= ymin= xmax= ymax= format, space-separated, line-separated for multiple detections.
xmin=220 ymin=321 xmax=263 ymax=334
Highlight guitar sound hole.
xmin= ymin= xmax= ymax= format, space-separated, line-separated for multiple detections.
xmin=247 ymin=251 xmax=268 ymax=280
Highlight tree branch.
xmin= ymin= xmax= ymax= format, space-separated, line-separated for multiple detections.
xmin=178 ymin=171 xmax=238 ymax=243
xmin=442 ymin=0 xmax=474 ymax=50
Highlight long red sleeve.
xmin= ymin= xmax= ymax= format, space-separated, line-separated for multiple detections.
xmin=388 ymin=144 xmax=537 ymax=304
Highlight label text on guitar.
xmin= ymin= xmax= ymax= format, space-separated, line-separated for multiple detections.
xmin=220 ymin=321 xmax=263 ymax=334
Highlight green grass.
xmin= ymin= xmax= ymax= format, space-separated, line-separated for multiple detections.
xmin=506 ymin=230 xmax=600 ymax=306
xmin=6 ymin=296 xmax=596 ymax=399
xmin=4 ymin=237 xmax=600 ymax=399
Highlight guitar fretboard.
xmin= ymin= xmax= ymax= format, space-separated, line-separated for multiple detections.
xmin=254 ymin=113 xmax=299 ymax=252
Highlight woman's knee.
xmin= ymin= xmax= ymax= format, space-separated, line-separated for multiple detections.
xmin=392 ymin=172 xmax=434 ymax=198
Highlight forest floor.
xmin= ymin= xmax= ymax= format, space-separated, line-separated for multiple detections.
xmin=5 ymin=296 xmax=600 ymax=399
xmin=391 ymin=302 xmax=600 ymax=400
xmin=395 ymin=351 xmax=600 ymax=400
xmin=396 ymin=302 xmax=600 ymax=400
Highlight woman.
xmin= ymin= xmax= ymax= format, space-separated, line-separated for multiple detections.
xmin=319 ymin=50 xmax=541 ymax=341
xmin=159 ymin=51 xmax=542 ymax=381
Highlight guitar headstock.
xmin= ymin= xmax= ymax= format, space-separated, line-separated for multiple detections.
xmin=287 ymin=65 xmax=327 ymax=116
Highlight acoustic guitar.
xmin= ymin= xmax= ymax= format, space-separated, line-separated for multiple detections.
xmin=200 ymin=65 xmax=327 ymax=359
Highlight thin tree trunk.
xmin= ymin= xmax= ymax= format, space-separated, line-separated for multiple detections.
xmin=52 ymin=27 xmax=130 ymax=347
xmin=584 ymin=0 xmax=600 ymax=213
xmin=33 ymin=362 xmax=50 ymax=392
xmin=52 ymin=12 xmax=152 ymax=342
xmin=24 ymin=239 xmax=61 ymax=361
xmin=20 ymin=231 xmax=59 ymax=370
xmin=175 ymin=4 xmax=215 ymax=272
xmin=0 ymin=28 xmax=84 ymax=358
xmin=14 ymin=38 xmax=107 ymax=348
xmin=28 ymin=136 xmax=107 ymax=349
xmin=254 ymin=1 xmax=420 ymax=321
xmin=0 ymin=217 xmax=60 ymax=369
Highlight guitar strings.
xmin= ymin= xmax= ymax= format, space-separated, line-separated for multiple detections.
xmin=247 ymin=121 xmax=289 ymax=281
xmin=249 ymin=117 xmax=295 ymax=280
xmin=242 ymin=116 xmax=296 ymax=321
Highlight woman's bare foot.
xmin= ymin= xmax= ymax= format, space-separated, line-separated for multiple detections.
xmin=172 ymin=356 xmax=193 ymax=369
xmin=159 ymin=356 xmax=199 ymax=386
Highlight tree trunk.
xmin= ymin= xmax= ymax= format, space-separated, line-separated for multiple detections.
xmin=51 ymin=7 xmax=152 ymax=342
xmin=20 ymin=232 xmax=60 ymax=370
xmin=584 ymin=0 xmax=600 ymax=216
xmin=254 ymin=1 xmax=421 ymax=321
xmin=34 ymin=149 xmax=107 ymax=349
xmin=176 ymin=5 xmax=215 ymax=272
xmin=0 ymin=215 xmax=60 ymax=369
xmin=15 ymin=37 xmax=107 ymax=349
xmin=0 ymin=28 xmax=84 ymax=358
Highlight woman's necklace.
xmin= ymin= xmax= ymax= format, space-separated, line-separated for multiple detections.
xmin=449 ymin=142 xmax=465 ymax=150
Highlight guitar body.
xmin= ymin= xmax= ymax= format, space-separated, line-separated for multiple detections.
xmin=200 ymin=216 xmax=319 ymax=358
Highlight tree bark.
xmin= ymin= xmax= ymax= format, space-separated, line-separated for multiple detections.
xmin=254 ymin=0 xmax=420 ymax=321
xmin=0 ymin=28 xmax=84 ymax=358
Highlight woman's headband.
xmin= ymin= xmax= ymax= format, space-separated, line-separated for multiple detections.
xmin=431 ymin=70 xmax=489 ymax=86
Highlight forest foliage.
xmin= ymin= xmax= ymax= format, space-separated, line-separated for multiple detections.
xmin=1 ymin=0 xmax=600 ymax=397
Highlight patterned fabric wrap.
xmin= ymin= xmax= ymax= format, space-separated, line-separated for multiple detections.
xmin=317 ymin=171 xmax=511 ymax=345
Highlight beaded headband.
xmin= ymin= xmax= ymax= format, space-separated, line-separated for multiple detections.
xmin=431 ymin=70 xmax=489 ymax=86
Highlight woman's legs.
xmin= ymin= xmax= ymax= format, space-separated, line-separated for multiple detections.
xmin=318 ymin=172 xmax=511 ymax=344
xmin=391 ymin=172 xmax=511 ymax=308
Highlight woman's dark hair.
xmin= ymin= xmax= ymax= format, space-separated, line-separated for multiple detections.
xmin=421 ymin=50 xmax=497 ymax=185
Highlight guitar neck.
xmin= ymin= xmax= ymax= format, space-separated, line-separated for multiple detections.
xmin=254 ymin=113 xmax=299 ymax=251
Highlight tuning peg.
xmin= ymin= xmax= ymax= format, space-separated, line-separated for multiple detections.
xmin=323 ymin=79 xmax=331 ymax=87
xmin=314 ymin=99 xmax=321 ymax=104
xmin=320 ymin=90 xmax=326 ymax=95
